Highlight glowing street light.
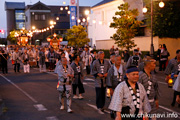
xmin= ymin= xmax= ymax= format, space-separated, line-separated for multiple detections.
xmin=65 ymin=7 xmax=68 ymax=10
xmin=99 ymin=21 xmax=102 ymax=25
xmin=60 ymin=7 xmax=63 ymax=11
xmin=56 ymin=17 xmax=59 ymax=20
xmin=71 ymin=16 xmax=75 ymax=20
xmin=68 ymin=11 xmax=71 ymax=14
xmin=63 ymin=1 xmax=66 ymax=5
xmin=85 ymin=10 xmax=90 ymax=16
xmin=142 ymin=7 xmax=148 ymax=13
xmin=78 ymin=19 xmax=81 ymax=23
xmin=32 ymin=26 xmax=36 ymax=30
xmin=93 ymin=20 xmax=96 ymax=24
xmin=159 ymin=1 xmax=165 ymax=8
xmin=87 ymin=16 xmax=90 ymax=21
xmin=82 ymin=18 xmax=86 ymax=22
xmin=50 ymin=20 xmax=54 ymax=25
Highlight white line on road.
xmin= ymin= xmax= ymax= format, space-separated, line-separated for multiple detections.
xmin=0 ymin=74 xmax=38 ymax=103
xmin=84 ymin=78 xmax=94 ymax=82
xmin=159 ymin=105 xmax=180 ymax=118
xmin=46 ymin=116 xmax=58 ymax=120
xmin=158 ymin=81 xmax=167 ymax=85
xmin=87 ymin=103 xmax=104 ymax=114
xmin=34 ymin=104 xmax=47 ymax=111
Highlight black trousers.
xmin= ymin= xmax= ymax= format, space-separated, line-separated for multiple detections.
xmin=172 ymin=91 xmax=179 ymax=106
xmin=1 ymin=62 xmax=8 ymax=74
xmin=159 ymin=60 xmax=167 ymax=71
xmin=95 ymin=87 xmax=106 ymax=109
xmin=72 ymin=83 xmax=85 ymax=95
xmin=86 ymin=65 xmax=90 ymax=75
xmin=14 ymin=63 xmax=20 ymax=72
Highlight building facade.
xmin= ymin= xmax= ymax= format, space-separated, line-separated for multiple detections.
xmin=88 ymin=0 xmax=159 ymax=51
xmin=5 ymin=1 xmax=90 ymax=45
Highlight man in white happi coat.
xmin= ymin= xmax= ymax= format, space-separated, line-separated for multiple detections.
xmin=109 ymin=67 xmax=151 ymax=120
xmin=56 ymin=57 xmax=74 ymax=113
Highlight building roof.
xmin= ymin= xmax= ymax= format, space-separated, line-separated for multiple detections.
xmin=5 ymin=2 xmax=25 ymax=10
xmin=92 ymin=0 xmax=114 ymax=8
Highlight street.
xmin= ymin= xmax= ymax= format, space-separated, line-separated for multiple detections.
xmin=0 ymin=63 xmax=180 ymax=120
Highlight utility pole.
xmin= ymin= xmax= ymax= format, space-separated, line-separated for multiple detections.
xmin=77 ymin=0 xmax=79 ymax=25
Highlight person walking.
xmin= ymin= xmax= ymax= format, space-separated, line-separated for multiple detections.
xmin=91 ymin=51 xmax=111 ymax=112
xmin=57 ymin=57 xmax=74 ymax=113
xmin=71 ymin=55 xmax=85 ymax=99
xmin=12 ymin=48 xmax=21 ymax=73
xmin=139 ymin=56 xmax=159 ymax=119
xmin=39 ymin=48 xmax=46 ymax=73
xmin=165 ymin=49 xmax=180 ymax=107
xmin=109 ymin=67 xmax=151 ymax=120
xmin=22 ymin=50 xmax=30 ymax=73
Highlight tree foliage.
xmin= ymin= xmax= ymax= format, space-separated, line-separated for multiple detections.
xmin=66 ymin=25 xmax=90 ymax=48
xmin=110 ymin=2 xmax=142 ymax=51
xmin=144 ymin=0 xmax=180 ymax=38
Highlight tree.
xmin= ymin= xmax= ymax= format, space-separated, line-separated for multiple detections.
xmin=110 ymin=2 xmax=142 ymax=51
xmin=66 ymin=25 xmax=90 ymax=48
xmin=144 ymin=0 xmax=180 ymax=38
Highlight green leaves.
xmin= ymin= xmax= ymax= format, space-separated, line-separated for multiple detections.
xmin=66 ymin=25 xmax=90 ymax=48
xmin=144 ymin=0 xmax=180 ymax=38
xmin=110 ymin=2 xmax=142 ymax=50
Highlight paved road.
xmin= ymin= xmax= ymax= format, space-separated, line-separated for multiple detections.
xmin=0 ymin=64 xmax=180 ymax=120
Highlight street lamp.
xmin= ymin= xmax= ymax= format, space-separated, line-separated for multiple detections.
xmin=143 ymin=0 xmax=165 ymax=57
xmin=85 ymin=10 xmax=90 ymax=16
xmin=78 ymin=19 xmax=81 ymax=23
xmin=32 ymin=26 xmax=36 ymax=30
xmin=159 ymin=1 xmax=165 ymax=8
xmin=84 ymin=10 xmax=90 ymax=37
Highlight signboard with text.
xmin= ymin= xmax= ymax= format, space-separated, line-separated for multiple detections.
xmin=70 ymin=0 xmax=77 ymax=28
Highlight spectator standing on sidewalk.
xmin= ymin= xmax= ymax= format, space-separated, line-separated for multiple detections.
xmin=159 ymin=44 xmax=169 ymax=71
xmin=157 ymin=44 xmax=162 ymax=70
xmin=0 ymin=50 xmax=8 ymax=74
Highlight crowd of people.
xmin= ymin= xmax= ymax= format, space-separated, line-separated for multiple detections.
xmin=0 ymin=44 xmax=180 ymax=120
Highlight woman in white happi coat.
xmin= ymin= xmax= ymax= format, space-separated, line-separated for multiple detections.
xmin=56 ymin=57 xmax=74 ymax=113
xmin=109 ymin=67 xmax=151 ymax=120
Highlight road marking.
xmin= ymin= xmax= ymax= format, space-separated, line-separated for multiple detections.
xmin=84 ymin=78 xmax=94 ymax=82
xmin=158 ymin=81 xmax=167 ymax=85
xmin=0 ymin=74 xmax=38 ymax=103
xmin=159 ymin=105 xmax=180 ymax=118
xmin=46 ymin=116 xmax=58 ymax=120
xmin=34 ymin=104 xmax=47 ymax=111
xmin=87 ymin=103 xmax=104 ymax=114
